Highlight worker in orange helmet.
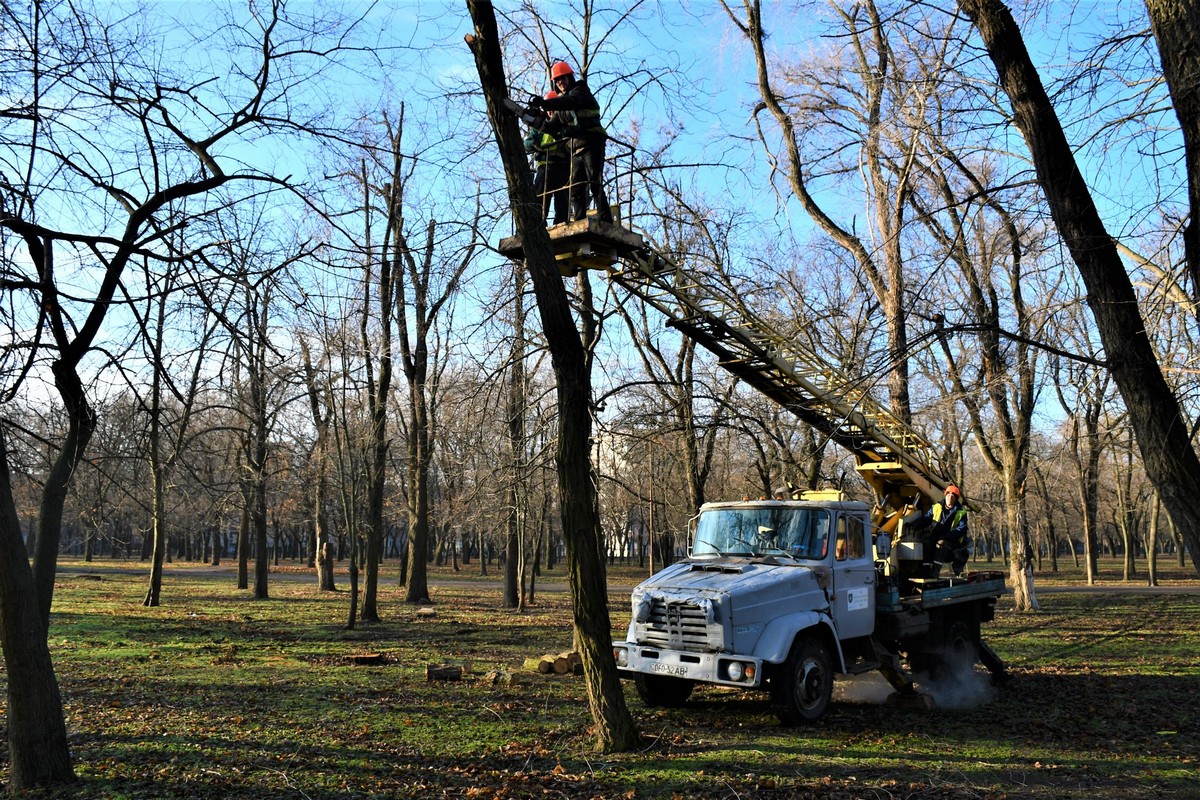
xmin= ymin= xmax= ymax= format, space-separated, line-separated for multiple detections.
xmin=523 ymin=91 xmax=570 ymax=225
xmin=532 ymin=60 xmax=612 ymax=224
xmin=905 ymin=484 xmax=970 ymax=577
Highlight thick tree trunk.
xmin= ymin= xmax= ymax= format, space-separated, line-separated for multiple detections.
xmin=32 ymin=362 xmax=95 ymax=628
xmin=1005 ymin=476 xmax=1038 ymax=611
xmin=0 ymin=429 xmax=76 ymax=788
xmin=1146 ymin=0 xmax=1200 ymax=299
xmin=466 ymin=0 xmax=639 ymax=752
xmin=959 ymin=0 xmax=1200 ymax=576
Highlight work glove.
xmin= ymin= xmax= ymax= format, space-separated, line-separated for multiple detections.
xmin=529 ymin=96 xmax=544 ymax=108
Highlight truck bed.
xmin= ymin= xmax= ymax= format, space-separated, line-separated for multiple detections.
xmin=876 ymin=570 xmax=1006 ymax=612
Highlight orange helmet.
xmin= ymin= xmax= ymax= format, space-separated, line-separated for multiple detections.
xmin=944 ymin=485 xmax=961 ymax=498
xmin=550 ymin=61 xmax=575 ymax=80
xmin=544 ymin=91 xmax=558 ymax=100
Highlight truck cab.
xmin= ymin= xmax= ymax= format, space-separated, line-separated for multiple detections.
xmin=614 ymin=496 xmax=877 ymax=723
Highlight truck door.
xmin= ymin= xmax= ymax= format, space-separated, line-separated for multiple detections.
xmin=832 ymin=512 xmax=875 ymax=639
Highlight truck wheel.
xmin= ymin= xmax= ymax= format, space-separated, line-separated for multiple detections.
xmin=939 ymin=620 xmax=979 ymax=679
xmin=773 ymin=637 xmax=833 ymax=725
xmin=634 ymin=673 xmax=694 ymax=708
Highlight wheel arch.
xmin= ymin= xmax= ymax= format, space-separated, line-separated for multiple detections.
xmin=753 ymin=610 xmax=847 ymax=672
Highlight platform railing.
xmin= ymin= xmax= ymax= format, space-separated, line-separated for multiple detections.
xmin=531 ymin=137 xmax=636 ymax=228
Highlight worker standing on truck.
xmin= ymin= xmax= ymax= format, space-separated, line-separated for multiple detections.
xmin=906 ymin=485 xmax=970 ymax=576
xmin=523 ymin=91 xmax=569 ymax=226
xmin=532 ymin=61 xmax=612 ymax=224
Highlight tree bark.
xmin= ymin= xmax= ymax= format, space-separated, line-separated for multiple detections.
xmin=32 ymin=361 xmax=95 ymax=629
xmin=0 ymin=428 xmax=76 ymax=788
xmin=465 ymin=0 xmax=639 ymax=752
xmin=959 ymin=0 xmax=1200 ymax=575
xmin=1145 ymin=0 xmax=1200 ymax=300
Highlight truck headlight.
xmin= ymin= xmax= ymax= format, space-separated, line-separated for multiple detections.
xmin=721 ymin=660 xmax=755 ymax=683
xmin=613 ymin=646 xmax=628 ymax=667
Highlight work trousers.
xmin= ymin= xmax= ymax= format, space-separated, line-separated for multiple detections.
xmin=534 ymin=158 xmax=569 ymax=225
xmin=567 ymin=134 xmax=611 ymax=223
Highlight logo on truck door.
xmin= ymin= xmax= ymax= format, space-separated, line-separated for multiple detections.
xmin=846 ymin=587 xmax=869 ymax=611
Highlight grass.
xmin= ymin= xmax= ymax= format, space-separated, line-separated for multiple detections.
xmin=2 ymin=557 xmax=1197 ymax=798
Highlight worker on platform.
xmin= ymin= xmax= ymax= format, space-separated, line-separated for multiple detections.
xmin=532 ymin=60 xmax=612 ymax=224
xmin=523 ymin=91 xmax=569 ymax=226
xmin=905 ymin=485 xmax=970 ymax=577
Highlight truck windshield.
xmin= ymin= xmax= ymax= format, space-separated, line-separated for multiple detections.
xmin=692 ymin=506 xmax=831 ymax=560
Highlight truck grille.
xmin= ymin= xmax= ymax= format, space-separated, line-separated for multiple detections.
xmin=639 ymin=598 xmax=721 ymax=652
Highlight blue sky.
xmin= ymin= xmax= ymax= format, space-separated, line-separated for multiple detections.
xmin=9 ymin=1 xmax=1185 ymax=442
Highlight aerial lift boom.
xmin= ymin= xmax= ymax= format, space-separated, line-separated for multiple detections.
xmin=500 ymin=219 xmax=955 ymax=528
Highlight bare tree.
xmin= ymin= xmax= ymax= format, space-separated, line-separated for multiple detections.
xmin=0 ymin=2 xmax=371 ymax=783
xmin=726 ymin=0 xmax=923 ymax=424
xmin=393 ymin=191 xmax=478 ymax=607
xmin=127 ymin=254 xmax=223 ymax=607
xmin=958 ymin=0 xmax=1200 ymax=575
xmin=465 ymin=0 xmax=639 ymax=753
xmin=299 ymin=333 xmax=336 ymax=590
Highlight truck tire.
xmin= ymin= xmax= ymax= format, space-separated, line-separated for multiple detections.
xmin=634 ymin=673 xmax=694 ymax=708
xmin=938 ymin=620 xmax=979 ymax=680
xmin=773 ymin=636 xmax=834 ymax=725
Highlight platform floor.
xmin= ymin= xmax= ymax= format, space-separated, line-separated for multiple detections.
xmin=498 ymin=215 xmax=644 ymax=274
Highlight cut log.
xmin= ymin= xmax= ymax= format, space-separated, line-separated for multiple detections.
xmin=553 ymin=651 xmax=582 ymax=675
xmin=523 ymin=656 xmax=555 ymax=674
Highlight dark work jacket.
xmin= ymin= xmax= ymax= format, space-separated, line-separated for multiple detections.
xmin=541 ymin=78 xmax=606 ymax=149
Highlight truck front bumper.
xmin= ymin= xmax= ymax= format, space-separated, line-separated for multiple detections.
xmin=613 ymin=641 xmax=765 ymax=689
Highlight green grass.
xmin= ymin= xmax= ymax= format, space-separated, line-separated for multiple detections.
xmin=2 ymin=559 xmax=1196 ymax=798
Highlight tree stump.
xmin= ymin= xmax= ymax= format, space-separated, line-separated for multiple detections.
xmin=426 ymin=664 xmax=463 ymax=681
xmin=348 ymin=653 xmax=386 ymax=666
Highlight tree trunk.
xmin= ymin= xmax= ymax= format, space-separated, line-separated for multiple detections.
xmin=1146 ymin=0 xmax=1200 ymax=300
xmin=143 ymin=465 xmax=167 ymax=607
xmin=0 ymin=428 xmax=76 ymax=787
xmin=32 ymin=362 xmax=96 ymax=628
xmin=1005 ymin=478 xmax=1038 ymax=611
xmin=959 ymin=0 xmax=1200 ymax=576
xmin=504 ymin=265 xmax=526 ymax=609
xmin=317 ymin=541 xmax=336 ymax=591
xmin=237 ymin=478 xmax=250 ymax=590
xmin=404 ymin=402 xmax=433 ymax=603
xmin=465 ymin=0 xmax=639 ymax=753
xmin=346 ymin=534 xmax=360 ymax=630
xmin=1148 ymin=493 xmax=1160 ymax=587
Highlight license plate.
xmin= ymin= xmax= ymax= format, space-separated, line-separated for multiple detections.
xmin=649 ymin=662 xmax=688 ymax=677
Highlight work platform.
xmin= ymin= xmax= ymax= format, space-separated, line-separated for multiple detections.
xmin=498 ymin=215 xmax=645 ymax=276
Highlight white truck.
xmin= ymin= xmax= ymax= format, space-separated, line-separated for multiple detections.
xmin=613 ymin=494 xmax=1008 ymax=724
